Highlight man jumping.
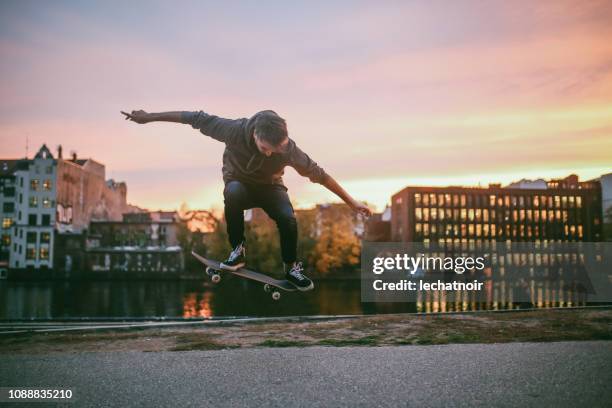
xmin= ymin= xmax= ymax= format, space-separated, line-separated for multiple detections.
xmin=121 ymin=109 xmax=371 ymax=291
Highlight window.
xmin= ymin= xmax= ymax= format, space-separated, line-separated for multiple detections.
xmin=27 ymin=231 xmax=37 ymax=244
xmin=4 ymin=186 xmax=15 ymax=197
xmin=42 ymin=197 xmax=52 ymax=208
xmin=1 ymin=234 xmax=10 ymax=246
xmin=40 ymin=247 xmax=49 ymax=260
xmin=429 ymin=193 xmax=437 ymax=206
xmin=43 ymin=179 xmax=52 ymax=191
xmin=30 ymin=179 xmax=39 ymax=191
xmin=42 ymin=214 xmax=51 ymax=226
xmin=3 ymin=202 xmax=14 ymax=213
xmin=26 ymin=247 xmax=36 ymax=260
xmin=46 ymin=166 xmax=53 ymax=174
xmin=2 ymin=218 xmax=12 ymax=228
xmin=41 ymin=232 xmax=50 ymax=243
xmin=28 ymin=214 xmax=37 ymax=226
xmin=29 ymin=196 xmax=38 ymax=208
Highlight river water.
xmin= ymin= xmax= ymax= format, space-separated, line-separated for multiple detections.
xmin=0 ymin=277 xmax=589 ymax=320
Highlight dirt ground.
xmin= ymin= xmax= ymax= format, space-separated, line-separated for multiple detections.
xmin=1 ymin=308 xmax=610 ymax=353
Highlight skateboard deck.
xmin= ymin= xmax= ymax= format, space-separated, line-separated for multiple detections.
xmin=191 ymin=251 xmax=296 ymax=299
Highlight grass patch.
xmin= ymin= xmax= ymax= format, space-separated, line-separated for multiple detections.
xmin=587 ymin=329 xmax=612 ymax=341
xmin=445 ymin=332 xmax=481 ymax=343
xmin=169 ymin=333 xmax=237 ymax=351
xmin=170 ymin=341 xmax=237 ymax=351
xmin=414 ymin=334 xmax=442 ymax=345
xmin=2 ymin=309 xmax=610 ymax=353
xmin=257 ymin=339 xmax=310 ymax=348
xmin=317 ymin=335 xmax=379 ymax=347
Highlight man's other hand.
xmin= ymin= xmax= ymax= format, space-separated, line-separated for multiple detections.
xmin=350 ymin=200 xmax=372 ymax=217
xmin=121 ymin=110 xmax=150 ymax=124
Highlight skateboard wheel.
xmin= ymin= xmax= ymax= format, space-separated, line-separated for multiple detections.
xmin=206 ymin=266 xmax=214 ymax=275
xmin=211 ymin=274 xmax=221 ymax=283
xmin=264 ymin=284 xmax=272 ymax=293
xmin=272 ymin=291 xmax=281 ymax=300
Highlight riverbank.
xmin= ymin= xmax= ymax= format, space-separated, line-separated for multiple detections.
xmin=1 ymin=308 xmax=610 ymax=353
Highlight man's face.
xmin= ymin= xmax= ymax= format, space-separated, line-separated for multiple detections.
xmin=254 ymin=132 xmax=289 ymax=157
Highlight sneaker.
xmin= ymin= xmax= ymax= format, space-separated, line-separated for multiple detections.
xmin=285 ymin=262 xmax=314 ymax=291
xmin=220 ymin=242 xmax=246 ymax=271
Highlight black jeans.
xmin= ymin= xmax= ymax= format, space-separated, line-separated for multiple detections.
xmin=223 ymin=180 xmax=297 ymax=264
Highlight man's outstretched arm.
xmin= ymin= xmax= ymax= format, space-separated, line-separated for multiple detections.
xmin=122 ymin=109 xmax=243 ymax=144
xmin=121 ymin=110 xmax=183 ymax=124
xmin=322 ymin=175 xmax=372 ymax=217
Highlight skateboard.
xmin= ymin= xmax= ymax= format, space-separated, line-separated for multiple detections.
xmin=191 ymin=251 xmax=296 ymax=300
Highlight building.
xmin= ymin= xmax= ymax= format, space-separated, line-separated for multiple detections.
xmin=389 ymin=174 xmax=603 ymax=312
xmin=0 ymin=144 xmax=130 ymax=274
xmin=391 ymin=174 xmax=602 ymax=243
xmin=0 ymin=160 xmax=21 ymax=277
xmin=85 ymin=211 xmax=183 ymax=274
xmin=364 ymin=206 xmax=391 ymax=242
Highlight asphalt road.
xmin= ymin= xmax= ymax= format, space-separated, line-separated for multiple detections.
xmin=1 ymin=341 xmax=611 ymax=407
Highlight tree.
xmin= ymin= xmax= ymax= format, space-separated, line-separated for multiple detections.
xmin=312 ymin=204 xmax=361 ymax=274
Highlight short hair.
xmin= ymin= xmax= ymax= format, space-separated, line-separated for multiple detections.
xmin=254 ymin=111 xmax=288 ymax=146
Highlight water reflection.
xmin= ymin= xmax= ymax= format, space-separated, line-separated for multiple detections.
xmin=0 ymin=276 xmax=591 ymax=320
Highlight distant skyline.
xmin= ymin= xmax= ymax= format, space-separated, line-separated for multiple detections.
xmin=1 ymin=0 xmax=611 ymax=211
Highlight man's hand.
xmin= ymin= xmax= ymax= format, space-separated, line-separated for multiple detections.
xmin=121 ymin=110 xmax=151 ymax=124
xmin=350 ymin=199 xmax=372 ymax=218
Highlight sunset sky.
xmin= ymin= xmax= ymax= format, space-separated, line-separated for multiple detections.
xmin=1 ymin=0 xmax=611 ymax=212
